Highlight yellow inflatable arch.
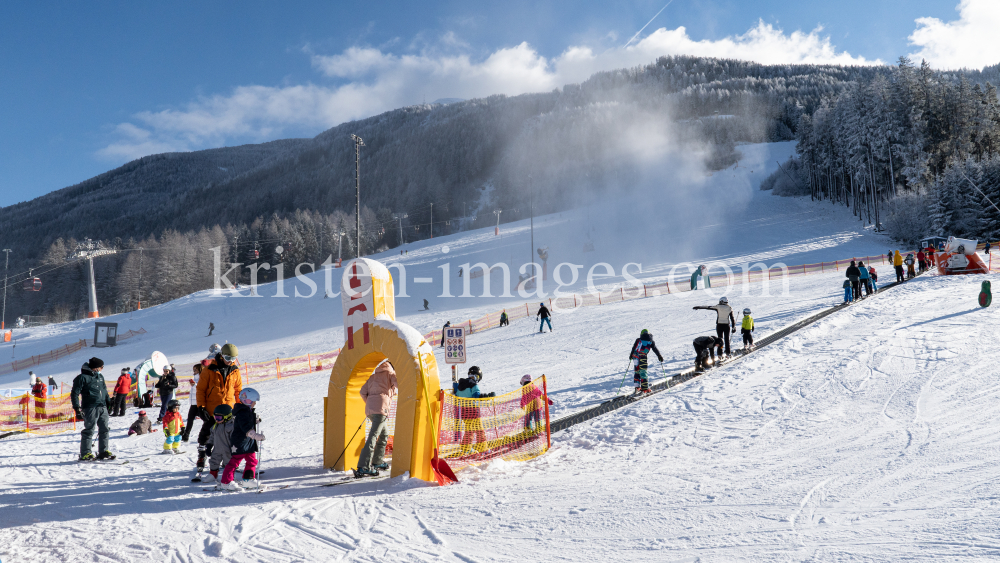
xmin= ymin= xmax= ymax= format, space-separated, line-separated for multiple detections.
xmin=324 ymin=258 xmax=442 ymax=482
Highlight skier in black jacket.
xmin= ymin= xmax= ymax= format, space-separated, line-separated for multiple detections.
xmin=219 ymin=388 xmax=265 ymax=491
xmin=693 ymin=336 xmax=722 ymax=372
xmin=845 ymin=261 xmax=862 ymax=301
xmin=70 ymin=357 xmax=115 ymax=461
xmin=537 ymin=303 xmax=552 ymax=333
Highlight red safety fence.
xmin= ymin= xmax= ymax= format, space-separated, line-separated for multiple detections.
xmin=0 ymin=392 xmax=77 ymax=435
xmin=437 ymin=375 xmax=551 ymax=471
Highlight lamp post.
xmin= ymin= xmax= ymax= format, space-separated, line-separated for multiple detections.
xmin=393 ymin=213 xmax=408 ymax=245
xmin=1 ymin=249 xmax=9 ymax=331
xmin=493 ymin=209 xmax=502 ymax=236
xmin=351 ymin=134 xmax=365 ymax=258
xmin=430 ymin=203 xmax=434 ymax=239
xmin=529 ymin=174 xmax=535 ymax=280
xmin=338 ymin=231 xmax=347 ymax=265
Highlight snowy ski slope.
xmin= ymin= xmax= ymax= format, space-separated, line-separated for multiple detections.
xmin=6 ymin=142 xmax=987 ymax=561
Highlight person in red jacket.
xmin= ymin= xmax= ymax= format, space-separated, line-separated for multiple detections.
xmin=112 ymin=367 xmax=131 ymax=417
xmin=31 ymin=376 xmax=48 ymax=420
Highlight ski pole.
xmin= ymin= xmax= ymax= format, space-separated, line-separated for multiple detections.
xmin=331 ymin=421 xmax=365 ymax=471
xmin=615 ymin=359 xmax=634 ymax=396
xmin=256 ymin=419 xmax=262 ymax=493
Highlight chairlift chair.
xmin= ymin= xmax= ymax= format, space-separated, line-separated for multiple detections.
xmin=23 ymin=277 xmax=41 ymax=291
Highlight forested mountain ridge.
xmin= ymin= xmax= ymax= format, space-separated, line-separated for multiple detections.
xmin=6 ymin=55 xmax=1000 ymax=321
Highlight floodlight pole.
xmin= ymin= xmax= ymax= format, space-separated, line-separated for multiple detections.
xmin=393 ymin=213 xmax=408 ymax=245
xmin=494 ymin=209 xmax=502 ymax=235
xmin=1 ymin=249 xmax=9 ymax=330
xmin=352 ymin=134 xmax=365 ymax=258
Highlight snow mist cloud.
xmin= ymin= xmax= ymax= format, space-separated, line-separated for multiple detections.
xmin=98 ymin=20 xmax=875 ymax=162
xmin=908 ymin=0 xmax=1000 ymax=70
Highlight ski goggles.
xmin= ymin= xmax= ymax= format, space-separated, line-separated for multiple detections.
xmin=214 ymin=414 xmax=231 ymax=422
xmin=221 ymin=354 xmax=237 ymax=363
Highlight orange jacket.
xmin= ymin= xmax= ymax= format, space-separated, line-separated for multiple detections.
xmin=196 ymin=360 xmax=242 ymax=415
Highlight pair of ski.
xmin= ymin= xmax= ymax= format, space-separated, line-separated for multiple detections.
xmin=203 ymin=483 xmax=289 ymax=493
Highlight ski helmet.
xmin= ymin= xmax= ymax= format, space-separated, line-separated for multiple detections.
xmin=468 ymin=365 xmax=482 ymax=382
xmin=221 ymin=343 xmax=238 ymax=358
xmin=213 ymin=404 xmax=233 ymax=417
xmin=540 ymin=302 xmax=545 ymax=307
xmin=719 ymin=296 xmax=729 ymax=304
xmin=209 ymin=343 xmax=222 ymax=355
xmin=239 ymin=387 xmax=260 ymax=405
xmin=166 ymin=399 xmax=181 ymax=410
xmin=743 ymin=308 xmax=751 ymax=315
xmin=640 ymin=329 xmax=648 ymax=337
xmin=520 ymin=374 xmax=532 ymax=385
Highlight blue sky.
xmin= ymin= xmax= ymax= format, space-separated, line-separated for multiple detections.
xmin=0 ymin=0 xmax=993 ymax=206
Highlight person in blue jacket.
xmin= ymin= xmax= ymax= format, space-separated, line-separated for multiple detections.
xmin=453 ymin=366 xmax=495 ymax=398
xmin=452 ymin=366 xmax=494 ymax=447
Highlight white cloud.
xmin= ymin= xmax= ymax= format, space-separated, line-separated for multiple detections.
xmin=99 ymin=20 xmax=877 ymax=161
xmin=908 ymin=0 xmax=1000 ymax=69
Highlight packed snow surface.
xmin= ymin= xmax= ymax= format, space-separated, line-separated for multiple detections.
xmin=6 ymin=143 xmax=989 ymax=561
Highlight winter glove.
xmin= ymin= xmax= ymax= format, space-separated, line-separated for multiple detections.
xmin=657 ymin=356 xmax=664 ymax=363
xmin=484 ymin=392 xmax=496 ymax=398
xmin=74 ymin=409 xmax=83 ymax=421
xmin=247 ymin=429 xmax=266 ymax=441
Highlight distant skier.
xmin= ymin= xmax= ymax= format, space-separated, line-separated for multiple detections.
xmin=845 ymin=261 xmax=861 ymax=301
xmin=537 ymin=303 xmax=552 ymax=333
xmin=499 ymin=310 xmax=509 ymax=327
xmin=112 ymin=367 xmax=131 ymax=416
xmin=440 ymin=321 xmax=451 ymax=347
xmin=219 ymin=388 xmax=264 ymax=491
xmin=693 ymin=297 xmax=736 ymax=356
xmin=690 ymin=265 xmax=711 ymax=290
xmin=629 ymin=330 xmax=663 ymax=394
xmin=48 ymin=375 xmax=57 ymax=394
xmin=740 ymin=308 xmax=755 ymax=351
xmin=858 ymin=261 xmax=871 ymax=297
xmin=893 ymin=251 xmax=905 ymax=283
xmin=693 ymin=336 xmax=721 ymax=372
xmin=423 ymin=299 xmax=429 ymax=311
xmin=208 ymin=322 xmax=215 ymax=337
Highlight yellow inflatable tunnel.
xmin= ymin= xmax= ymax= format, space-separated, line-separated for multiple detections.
xmin=324 ymin=319 xmax=442 ymax=482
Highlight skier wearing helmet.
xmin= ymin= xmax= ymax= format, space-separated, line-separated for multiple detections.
xmin=453 ymin=366 xmax=493 ymax=447
xmin=694 ymin=297 xmax=736 ymax=356
xmin=195 ymin=343 xmax=243 ymax=480
xmin=740 ymin=308 xmax=755 ymax=352
xmin=161 ymin=399 xmax=185 ymax=454
xmin=629 ymin=329 xmax=664 ymax=394
xmin=536 ymin=302 xmax=552 ymax=333
xmin=219 ymin=388 xmax=264 ymax=490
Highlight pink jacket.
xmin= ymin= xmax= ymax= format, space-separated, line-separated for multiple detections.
xmin=360 ymin=363 xmax=398 ymax=416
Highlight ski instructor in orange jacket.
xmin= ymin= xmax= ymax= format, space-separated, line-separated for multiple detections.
xmin=195 ymin=343 xmax=243 ymax=475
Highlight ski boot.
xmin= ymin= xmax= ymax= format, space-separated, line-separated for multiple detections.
xmin=373 ymin=462 xmax=389 ymax=471
xmin=96 ymin=450 xmax=117 ymax=461
xmin=219 ymin=480 xmax=242 ymax=491
xmin=353 ymin=467 xmax=379 ymax=478
xmin=79 ymin=452 xmax=96 ymax=462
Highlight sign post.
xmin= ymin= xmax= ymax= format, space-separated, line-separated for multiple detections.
xmin=444 ymin=327 xmax=466 ymax=365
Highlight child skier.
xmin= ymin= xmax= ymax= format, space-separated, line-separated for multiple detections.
xmin=868 ymin=265 xmax=878 ymax=292
xmin=519 ymin=374 xmax=553 ymax=432
xmin=629 ymin=329 xmax=664 ymax=393
xmin=843 ymin=279 xmax=852 ymax=303
xmin=200 ymin=404 xmax=235 ymax=484
xmin=905 ymin=253 xmax=916 ymax=279
xmin=740 ymin=308 xmax=755 ymax=351
xmin=219 ymin=388 xmax=265 ymax=491
xmin=128 ymin=410 xmax=154 ymax=436
xmin=162 ymin=400 xmax=184 ymax=454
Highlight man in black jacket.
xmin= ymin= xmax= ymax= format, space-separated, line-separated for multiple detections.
xmin=71 ymin=357 xmax=115 ymax=461
xmin=845 ymin=261 xmax=862 ymax=301
xmin=155 ymin=366 xmax=179 ymax=423
xmin=537 ymin=303 xmax=552 ymax=333
xmin=693 ymin=336 xmax=722 ymax=372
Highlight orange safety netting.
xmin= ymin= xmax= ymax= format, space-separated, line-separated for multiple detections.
xmin=436 ymin=375 xmax=551 ymax=471
xmin=0 ymin=392 xmax=77 ymax=435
